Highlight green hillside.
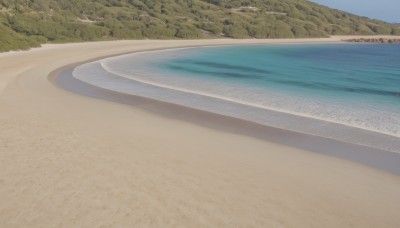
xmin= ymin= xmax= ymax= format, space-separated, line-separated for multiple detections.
xmin=1 ymin=0 xmax=399 ymax=51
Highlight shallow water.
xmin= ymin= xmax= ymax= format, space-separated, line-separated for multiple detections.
xmin=72 ymin=44 xmax=400 ymax=152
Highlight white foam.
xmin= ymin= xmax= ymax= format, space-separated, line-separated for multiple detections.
xmin=100 ymin=49 xmax=400 ymax=138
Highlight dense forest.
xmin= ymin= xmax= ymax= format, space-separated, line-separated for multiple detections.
xmin=1 ymin=0 xmax=399 ymax=52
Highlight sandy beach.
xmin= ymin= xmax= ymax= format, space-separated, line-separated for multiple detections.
xmin=1 ymin=37 xmax=400 ymax=227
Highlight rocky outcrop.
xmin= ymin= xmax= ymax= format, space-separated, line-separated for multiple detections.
xmin=344 ymin=38 xmax=400 ymax=44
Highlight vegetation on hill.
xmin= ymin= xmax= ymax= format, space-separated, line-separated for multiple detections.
xmin=1 ymin=0 xmax=399 ymax=51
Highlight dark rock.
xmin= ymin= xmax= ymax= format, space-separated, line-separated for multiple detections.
xmin=343 ymin=38 xmax=400 ymax=44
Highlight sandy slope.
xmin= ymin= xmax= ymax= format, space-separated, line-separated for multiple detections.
xmin=0 ymin=38 xmax=400 ymax=227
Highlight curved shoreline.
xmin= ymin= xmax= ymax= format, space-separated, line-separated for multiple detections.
xmin=75 ymin=45 xmax=400 ymax=149
xmin=2 ymin=38 xmax=400 ymax=227
xmin=52 ymin=54 xmax=400 ymax=175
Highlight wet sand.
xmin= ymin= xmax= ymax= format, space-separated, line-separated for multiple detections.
xmin=55 ymin=67 xmax=400 ymax=175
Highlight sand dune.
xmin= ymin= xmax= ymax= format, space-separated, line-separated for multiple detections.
xmin=1 ymin=38 xmax=400 ymax=227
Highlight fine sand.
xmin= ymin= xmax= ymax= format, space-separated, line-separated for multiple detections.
xmin=1 ymin=37 xmax=400 ymax=227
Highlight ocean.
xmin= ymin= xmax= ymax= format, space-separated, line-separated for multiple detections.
xmin=73 ymin=44 xmax=400 ymax=152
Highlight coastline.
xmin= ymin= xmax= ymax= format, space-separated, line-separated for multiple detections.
xmin=71 ymin=44 xmax=400 ymax=153
xmin=55 ymin=65 xmax=400 ymax=175
xmin=1 ymin=37 xmax=400 ymax=227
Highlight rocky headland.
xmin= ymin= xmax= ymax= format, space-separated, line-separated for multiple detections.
xmin=344 ymin=38 xmax=400 ymax=43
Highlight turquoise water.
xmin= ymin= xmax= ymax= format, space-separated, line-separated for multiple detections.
xmin=161 ymin=44 xmax=400 ymax=110
xmin=137 ymin=44 xmax=399 ymax=137
xmin=73 ymin=44 xmax=400 ymax=151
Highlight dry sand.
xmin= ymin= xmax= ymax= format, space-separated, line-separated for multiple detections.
xmin=1 ymin=37 xmax=400 ymax=227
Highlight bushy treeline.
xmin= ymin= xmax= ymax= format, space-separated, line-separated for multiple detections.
xmin=0 ymin=0 xmax=399 ymax=51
